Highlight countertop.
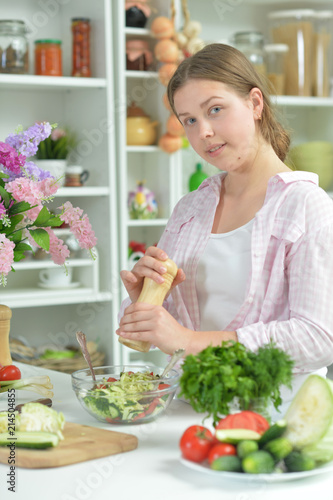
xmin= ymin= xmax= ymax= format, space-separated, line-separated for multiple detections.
xmin=0 ymin=363 xmax=332 ymax=500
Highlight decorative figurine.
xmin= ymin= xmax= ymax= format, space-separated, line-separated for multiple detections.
xmin=128 ymin=181 xmax=158 ymax=219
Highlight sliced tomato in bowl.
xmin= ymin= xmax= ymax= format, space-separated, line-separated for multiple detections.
xmin=215 ymin=411 xmax=270 ymax=435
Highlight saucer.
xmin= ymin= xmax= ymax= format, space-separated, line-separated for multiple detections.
xmin=38 ymin=282 xmax=80 ymax=290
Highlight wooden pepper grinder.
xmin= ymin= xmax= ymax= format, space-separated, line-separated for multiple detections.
xmin=118 ymin=258 xmax=178 ymax=352
xmin=0 ymin=305 xmax=13 ymax=366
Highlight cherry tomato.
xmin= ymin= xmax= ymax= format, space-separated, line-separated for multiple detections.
xmin=179 ymin=425 xmax=214 ymax=463
xmin=0 ymin=365 xmax=21 ymax=381
xmin=215 ymin=411 xmax=270 ymax=435
xmin=207 ymin=443 xmax=237 ymax=465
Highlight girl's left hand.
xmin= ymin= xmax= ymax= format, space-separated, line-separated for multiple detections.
xmin=116 ymin=302 xmax=192 ymax=355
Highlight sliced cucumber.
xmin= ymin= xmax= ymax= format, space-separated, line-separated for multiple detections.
xmin=242 ymin=450 xmax=275 ymax=474
xmin=211 ymin=455 xmax=242 ymax=472
xmin=0 ymin=431 xmax=59 ymax=449
xmin=258 ymin=419 xmax=287 ymax=447
xmin=215 ymin=429 xmax=261 ymax=444
xmin=283 ymin=375 xmax=333 ymax=463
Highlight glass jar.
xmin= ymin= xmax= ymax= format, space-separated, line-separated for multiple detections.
xmin=71 ymin=18 xmax=91 ymax=77
xmin=313 ymin=11 xmax=333 ymax=97
xmin=268 ymin=9 xmax=315 ymax=96
xmin=35 ymin=39 xmax=62 ymax=76
xmin=0 ymin=20 xmax=29 ymax=74
xmin=264 ymin=44 xmax=289 ymax=95
xmin=233 ymin=31 xmax=266 ymax=76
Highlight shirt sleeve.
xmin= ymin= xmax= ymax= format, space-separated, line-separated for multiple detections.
xmin=237 ymin=222 xmax=333 ymax=373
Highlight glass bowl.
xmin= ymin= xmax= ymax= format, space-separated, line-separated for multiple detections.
xmin=71 ymin=365 xmax=181 ymax=425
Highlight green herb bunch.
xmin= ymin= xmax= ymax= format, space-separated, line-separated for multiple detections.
xmin=36 ymin=126 xmax=77 ymax=160
xmin=179 ymin=341 xmax=294 ymax=425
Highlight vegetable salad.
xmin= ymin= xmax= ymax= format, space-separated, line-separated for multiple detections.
xmin=81 ymin=370 xmax=171 ymax=424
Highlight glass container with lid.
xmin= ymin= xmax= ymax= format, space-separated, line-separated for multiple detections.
xmin=268 ymin=9 xmax=315 ymax=96
xmin=313 ymin=11 xmax=333 ymax=97
xmin=232 ymin=31 xmax=266 ymax=76
xmin=0 ymin=20 xmax=29 ymax=74
xmin=35 ymin=39 xmax=62 ymax=76
xmin=264 ymin=44 xmax=289 ymax=95
xmin=71 ymin=18 xmax=91 ymax=77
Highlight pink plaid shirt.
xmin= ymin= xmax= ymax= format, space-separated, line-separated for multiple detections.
xmin=154 ymin=171 xmax=333 ymax=375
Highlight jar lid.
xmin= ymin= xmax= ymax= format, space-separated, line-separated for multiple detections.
xmin=264 ymin=44 xmax=289 ymax=53
xmin=35 ymin=39 xmax=62 ymax=44
xmin=71 ymin=17 xmax=90 ymax=22
xmin=268 ymin=10 xmax=315 ymax=20
xmin=0 ymin=20 xmax=28 ymax=34
xmin=66 ymin=165 xmax=83 ymax=174
xmin=313 ymin=11 xmax=333 ymax=19
xmin=233 ymin=31 xmax=265 ymax=43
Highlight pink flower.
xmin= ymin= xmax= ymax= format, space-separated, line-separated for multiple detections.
xmin=59 ymin=202 xmax=97 ymax=250
xmin=51 ymin=128 xmax=66 ymax=141
xmin=45 ymin=228 xmax=70 ymax=265
xmin=0 ymin=142 xmax=26 ymax=175
xmin=0 ymin=234 xmax=15 ymax=278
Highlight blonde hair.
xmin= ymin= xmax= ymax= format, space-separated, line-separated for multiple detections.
xmin=167 ymin=43 xmax=290 ymax=161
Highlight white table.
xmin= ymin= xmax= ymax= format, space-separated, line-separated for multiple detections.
xmin=0 ymin=363 xmax=332 ymax=500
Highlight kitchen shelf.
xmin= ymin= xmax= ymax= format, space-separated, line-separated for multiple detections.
xmin=55 ymin=186 xmax=110 ymax=197
xmin=274 ymin=96 xmax=333 ymax=108
xmin=125 ymin=70 xmax=158 ymax=79
xmin=0 ymin=74 xmax=107 ymax=91
xmin=1 ymin=289 xmax=112 ymax=309
xmin=127 ymin=218 xmax=169 ymax=227
xmin=126 ymin=146 xmax=160 ymax=152
xmin=125 ymin=27 xmax=151 ymax=36
xmin=14 ymin=258 xmax=95 ymax=271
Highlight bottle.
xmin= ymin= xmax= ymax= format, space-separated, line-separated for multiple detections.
xmin=71 ymin=18 xmax=91 ymax=77
xmin=189 ymin=163 xmax=209 ymax=191
xmin=0 ymin=20 xmax=29 ymax=74
xmin=35 ymin=39 xmax=62 ymax=76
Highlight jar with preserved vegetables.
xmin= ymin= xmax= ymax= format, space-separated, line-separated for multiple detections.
xmin=71 ymin=18 xmax=91 ymax=77
xmin=232 ymin=31 xmax=266 ymax=76
xmin=35 ymin=39 xmax=62 ymax=76
xmin=0 ymin=20 xmax=29 ymax=74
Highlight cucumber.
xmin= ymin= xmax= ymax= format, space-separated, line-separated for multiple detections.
xmin=237 ymin=440 xmax=259 ymax=459
xmin=263 ymin=437 xmax=293 ymax=461
xmin=0 ymin=431 xmax=59 ymax=449
xmin=242 ymin=450 xmax=275 ymax=474
xmin=284 ymin=451 xmax=316 ymax=472
xmin=215 ymin=429 xmax=261 ymax=444
xmin=211 ymin=455 xmax=242 ymax=472
xmin=258 ymin=419 xmax=287 ymax=447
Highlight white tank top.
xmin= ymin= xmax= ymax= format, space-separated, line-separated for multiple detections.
xmin=196 ymin=219 xmax=254 ymax=331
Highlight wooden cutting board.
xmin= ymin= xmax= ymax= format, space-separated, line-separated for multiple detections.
xmin=0 ymin=422 xmax=138 ymax=469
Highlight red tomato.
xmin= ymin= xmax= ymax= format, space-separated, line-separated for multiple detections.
xmin=215 ymin=411 xmax=270 ymax=435
xmin=0 ymin=365 xmax=21 ymax=381
xmin=208 ymin=443 xmax=237 ymax=464
xmin=179 ymin=425 xmax=214 ymax=463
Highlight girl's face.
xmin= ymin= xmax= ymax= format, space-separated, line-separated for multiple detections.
xmin=173 ymin=79 xmax=262 ymax=172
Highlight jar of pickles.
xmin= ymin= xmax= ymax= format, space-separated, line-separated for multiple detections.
xmin=71 ymin=18 xmax=91 ymax=77
xmin=0 ymin=20 xmax=29 ymax=74
xmin=35 ymin=39 xmax=62 ymax=76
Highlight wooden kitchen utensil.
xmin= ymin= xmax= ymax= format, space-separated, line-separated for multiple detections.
xmin=0 ymin=305 xmax=12 ymax=366
xmin=0 ymin=422 xmax=138 ymax=469
xmin=118 ymin=258 xmax=178 ymax=352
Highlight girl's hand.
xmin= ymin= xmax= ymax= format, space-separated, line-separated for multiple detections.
xmin=120 ymin=246 xmax=186 ymax=303
xmin=116 ymin=302 xmax=192 ymax=355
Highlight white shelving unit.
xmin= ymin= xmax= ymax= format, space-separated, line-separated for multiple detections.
xmin=0 ymin=0 xmax=121 ymax=365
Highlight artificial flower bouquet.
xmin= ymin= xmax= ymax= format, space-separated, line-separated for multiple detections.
xmin=0 ymin=122 xmax=97 ymax=286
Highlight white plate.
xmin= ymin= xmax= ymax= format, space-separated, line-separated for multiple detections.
xmin=38 ymin=282 xmax=81 ymax=290
xmin=180 ymin=457 xmax=333 ymax=483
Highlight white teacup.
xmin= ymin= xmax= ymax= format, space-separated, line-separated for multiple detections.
xmin=39 ymin=267 xmax=73 ymax=287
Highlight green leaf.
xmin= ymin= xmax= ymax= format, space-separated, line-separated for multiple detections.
xmin=33 ymin=206 xmax=51 ymax=226
xmin=11 ymin=230 xmax=23 ymax=244
xmin=29 ymin=228 xmax=50 ymax=251
xmin=46 ymin=216 xmax=63 ymax=227
xmin=8 ymin=201 xmax=31 ymax=215
xmin=0 ymin=185 xmax=10 ymax=205
xmin=13 ymin=251 xmax=27 ymax=262
xmin=14 ymin=242 xmax=31 ymax=252
xmin=0 ymin=172 xmax=9 ymax=180
xmin=4 ymin=214 xmax=24 ymax=231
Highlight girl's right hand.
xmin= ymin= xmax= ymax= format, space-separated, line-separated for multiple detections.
xmin=120 ymin=246 xmax=185 ymax=303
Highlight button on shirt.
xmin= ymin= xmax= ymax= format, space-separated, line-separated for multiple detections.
xmin=155 ymin=171 xmax=333 ymax=375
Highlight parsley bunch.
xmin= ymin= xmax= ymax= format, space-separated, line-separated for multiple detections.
xmin=179 ymin=341 xmax=294 ymax=425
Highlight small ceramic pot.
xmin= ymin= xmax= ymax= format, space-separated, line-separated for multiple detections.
xmin=126 ymin=39 xmax=153 ymax=71
xmin=126 ymin=116 xmax=159 ymax=146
